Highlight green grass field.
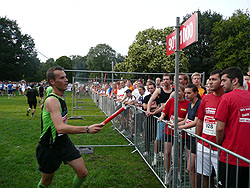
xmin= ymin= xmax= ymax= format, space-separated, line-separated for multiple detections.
xmin=0 ymin=92 xmax=162 ymax=188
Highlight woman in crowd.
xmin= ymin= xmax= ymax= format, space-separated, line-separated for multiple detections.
xmin=177 ymin=84 xmax=201 ymax=188
xmin=158 ymin=84 xmax=189 ymax=185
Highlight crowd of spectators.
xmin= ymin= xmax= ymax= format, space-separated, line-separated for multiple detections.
xmin=90 ymin=65 xmax=250 ymax=187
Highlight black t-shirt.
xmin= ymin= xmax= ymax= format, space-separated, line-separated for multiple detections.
xmin=143 ymin=94 xmax=161 ymax=117
xmin=39 ymin=86 xmax=44 ymax=94
xmin=159 ymin=87 xmax=174 ymax=103
xmin=26 ymin=88 xmax=38 ymax=102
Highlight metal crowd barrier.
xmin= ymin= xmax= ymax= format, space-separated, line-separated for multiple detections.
xmin=90 ymin=90 xmax=250 ymax=188
xmin=69 ymin=83 xmax=106 ymax=119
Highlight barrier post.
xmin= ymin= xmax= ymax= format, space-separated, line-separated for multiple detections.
xmin=71 ymin=77 xmax=75 ymax=117
xmin=173 ymin=16 xmax=180 ymax=188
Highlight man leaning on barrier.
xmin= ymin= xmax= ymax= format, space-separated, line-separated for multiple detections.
xmin=142 ymin=81 xmax=161 ymax=157
xmin=216 ymin=67 xmax=250 ymax=188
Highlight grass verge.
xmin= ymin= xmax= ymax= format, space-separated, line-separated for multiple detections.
xmin=0 ymin=92 xmax=162 ymax=188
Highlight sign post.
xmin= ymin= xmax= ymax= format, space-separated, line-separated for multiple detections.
xmin=166 ymin=13 xmax=198 ymax=188
xmin=173 ymin=16 xmax=180 ymax=188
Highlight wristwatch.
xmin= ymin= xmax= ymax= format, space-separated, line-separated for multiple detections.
xmin=86 ymin=126 xmax=89 ymax=133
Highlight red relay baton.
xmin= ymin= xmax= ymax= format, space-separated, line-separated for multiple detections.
xmin=102 ymin=106 xmax=126 ymax=125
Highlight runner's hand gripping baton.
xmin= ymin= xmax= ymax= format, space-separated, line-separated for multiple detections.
xmin=102 ymin=106 xmax=126 ymax=125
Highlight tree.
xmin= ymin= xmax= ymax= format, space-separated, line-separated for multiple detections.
xmin=86 ymin=43 xmax=124 ymax=78
xmin=36 ymin=58 xmax=60 ymax=82
xmin=55 ymin=56 xmax=73 ymax=82
xmin=114 ymin=27 xmax=189 ymax=79
xmin=182 ymin=10 xmax=223 ymax=75
xmin=212 ymin=10 xmax=250 ymax=73
xmin=0 ymin=16 xmax=40 ymax=81
xmin=71 ymin=55 xmax=88 ymax=79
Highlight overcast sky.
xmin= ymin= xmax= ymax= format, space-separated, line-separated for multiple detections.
xmin=0 ymin=0 xmax=249 ymax=62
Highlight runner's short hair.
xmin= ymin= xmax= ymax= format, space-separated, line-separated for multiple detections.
xmin=46 ymin=66 xmax=64 ymax=85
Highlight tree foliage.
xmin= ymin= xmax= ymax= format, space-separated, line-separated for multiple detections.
xmin=0 ymin=17 xmax=40 ymax=81
xmin=182 ymin=10 xmax=223 ymax=75
xmin=71 ymin=55 xmax=88 ymax=79
xmin=212 ymin=10 xmax=250 ymax=73
xmin=55 ymin=56 xmax=73 ymax=82
xmin=115 ymin=27 xmax=189 ymax=79
xmin=37 ymin=58 xmax=55 ymax=81
xmin=86 ymin=43 xmax=124 ymax=78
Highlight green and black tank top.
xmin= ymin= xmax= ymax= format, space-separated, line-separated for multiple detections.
xmin=39 ymin=93 xmax=68 ymax=146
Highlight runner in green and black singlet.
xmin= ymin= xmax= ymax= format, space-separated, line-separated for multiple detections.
xmin=36 ymin=66 xmax=103 ymax=188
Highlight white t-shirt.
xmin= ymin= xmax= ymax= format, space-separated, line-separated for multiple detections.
xmin=12 ymin=84 xmax=16 ymax=90
xmin=144 ymin=87 xmax=150 ymax=96
xmin=117 ymin=86 xmax=128 ymax=100
xmin=132 ymin=89 xmax=140 ymax=100
xmin=124 ymin=95 xmax=137 ymax=103
xmin=21 ymin=84 xmax=26 ymax=91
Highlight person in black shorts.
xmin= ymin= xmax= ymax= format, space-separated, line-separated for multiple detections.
xmin=216 ymin=67 xmax=250 ymax=188
xmin=146 ymin=74 xmax=174 ymax=166
xmin=26 ymin=84 xmax=39 ymax=117
xmin=178 ymin=84 xmax=201 ymax=188
xmin=142 ymin=81 xmax=160 ymax=157
xmin=38 ymin=83 xmax=45 ymax=103
xmin=36 ymin=66 xmax=103 ymax=188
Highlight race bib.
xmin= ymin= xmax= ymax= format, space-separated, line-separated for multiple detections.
xmin=186 ymin=119 xmax=195 ymax=134
xmin=202 ymin=115 xmax=217 ymax=136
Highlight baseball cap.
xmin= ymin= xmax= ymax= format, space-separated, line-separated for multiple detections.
xmin=125 ymin=89 xmax=132 ymax=93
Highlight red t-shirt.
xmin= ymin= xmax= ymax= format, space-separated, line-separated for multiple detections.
xmin=247 ymin=82 xmax=250 ymax=92
xmin=197 ymin=93 xmax=222 ymax=150
xmin=163 ymin=98 xmax=189 ymax=135
xmin=215 ymin=89 xmax=250 ymax=167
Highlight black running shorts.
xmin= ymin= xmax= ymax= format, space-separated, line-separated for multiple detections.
xmin=36 ymin=137 xmax=81 ymax=174
xmin=218 ymin=161 xmax=249 ymax=188
xmin=186 ymin=135 xmax=197 ymax=154
xmin=28 ymin=101 xmax=37 ymax=109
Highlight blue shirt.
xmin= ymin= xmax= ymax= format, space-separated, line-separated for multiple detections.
xmin=8 ymin=84 xmax=13 ymax=91
xmin=108 ymin=87 xmax=112 ymax=96
xmin=187 ymin=99 xmax=201 ymax=121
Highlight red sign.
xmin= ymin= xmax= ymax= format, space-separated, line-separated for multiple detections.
xmin=167 ymin=13 xmax=198 ymax=56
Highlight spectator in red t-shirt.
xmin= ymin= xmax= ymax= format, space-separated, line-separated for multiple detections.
xmin=158 ymin=84 xmax=189 ymax=185
xmin=216 ymin=67 xmax=250 ymax=188
xmin=196 ymin=69 xmax=224 ymax=188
